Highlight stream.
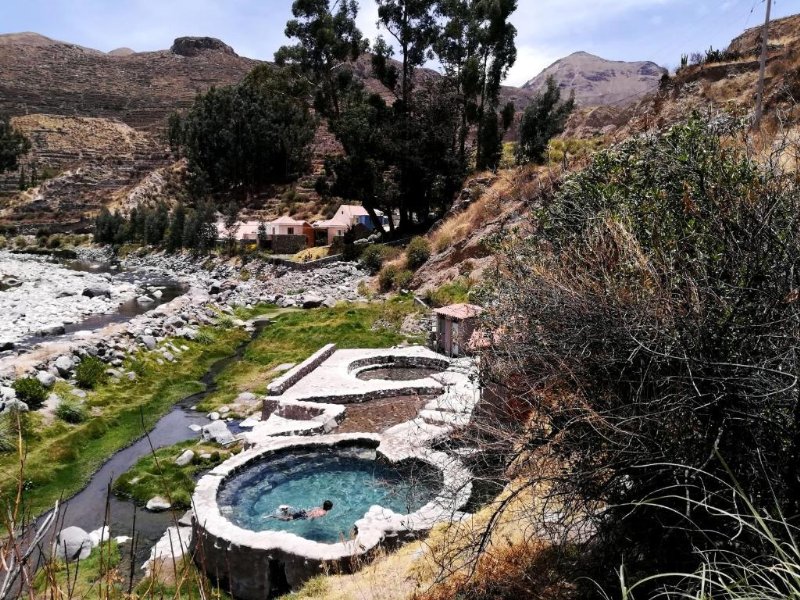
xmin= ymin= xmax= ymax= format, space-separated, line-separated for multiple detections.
xmin=27 ymin=324 xmax=264 ymax=587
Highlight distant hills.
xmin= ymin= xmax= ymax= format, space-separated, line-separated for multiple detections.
xmin=522 ymin=51 xmax=666 ymax=107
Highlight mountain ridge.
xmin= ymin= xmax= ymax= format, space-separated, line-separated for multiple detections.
xmin=522 ymin=51 xmax=666 ymax=107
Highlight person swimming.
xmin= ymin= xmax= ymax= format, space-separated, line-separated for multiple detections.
xmin=268 ymin=500 xmax=333 ymax=521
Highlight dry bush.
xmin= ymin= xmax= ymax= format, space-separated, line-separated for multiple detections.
xmin=417 ymin=540 xmax=572 ymax=600
xmin=444 ymin=114 xmax=800 ymax=599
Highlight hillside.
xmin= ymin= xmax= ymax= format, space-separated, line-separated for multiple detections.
xmin=559 ymin=13 xmax=800 ymax=142
xmin=523 ymin=51 xmax=666 ymax=107
xmin=0 ymin=34 xmax=259 ymax=131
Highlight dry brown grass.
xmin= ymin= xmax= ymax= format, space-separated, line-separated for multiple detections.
xmin=428 ymin=167 xmax=537 ymax=255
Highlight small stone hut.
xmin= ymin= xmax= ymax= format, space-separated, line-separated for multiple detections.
xmin=434 ymin=303 xmax=484 ymax=357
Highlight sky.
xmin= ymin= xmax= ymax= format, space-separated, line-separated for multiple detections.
xmin=2 ymin=0 xmax=796 ymax=86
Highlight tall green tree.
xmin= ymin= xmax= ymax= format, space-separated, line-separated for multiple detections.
xmin=167 ymin=202 xmax=186 ymax=252
xmin=516 ymin=76 xmax=575 ymax=164
xmin=373 ymin=0 xmax=440 ymax=229
xmin=435 ymin=0 xmax=517 ymax=168
xmin=275 ymin=0 xmax=368 ymax=118
xmin=0 ymin=118 xmax=30 ymax=174
xmin=172 ymin=66 xmax=315 ymax=194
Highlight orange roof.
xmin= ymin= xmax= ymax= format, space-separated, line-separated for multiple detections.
xmin=434 ymin=303 xmax=484 ymax=320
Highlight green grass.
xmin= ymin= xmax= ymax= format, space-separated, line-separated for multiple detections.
xmin=135 ymin=558 xmax=232 ymax=600
xmin=197 ymin=298 xmax=425 ymax=411
xmin=113 ymin=439 xmax=238 ymax=509
xmin=34 ymin=540 xmax=121 ymax=596
xmin=423 ymin=277 xmax=475 ymax=308
xmin=0 ymin=325 xmax=249 ymax=517
xmin=283 ymin=575 xmax=330 ymax=598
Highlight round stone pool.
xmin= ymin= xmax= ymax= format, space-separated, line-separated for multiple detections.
xmin=356 ymin=366 xmax=443 ymax=381
xmin=217 ymin=447 xmax=439 ymax=543
xmin=191 ymin=435 xmax=472 ymax=600
xmin=349 ymin=355 xmax=449 ymax=382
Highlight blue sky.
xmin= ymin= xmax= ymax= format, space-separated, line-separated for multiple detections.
xmin=2 ymin=0 xmax=795 ymax=86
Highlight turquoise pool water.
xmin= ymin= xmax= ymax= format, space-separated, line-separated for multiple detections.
xmin=217 ymin=447 xmax=440 ymax=543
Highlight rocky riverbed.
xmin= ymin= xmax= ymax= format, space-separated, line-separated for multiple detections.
xmin=0 ymin=250 xmax=141 ymax=346
xmin=0 ymin=246 xmax=368 ymax=414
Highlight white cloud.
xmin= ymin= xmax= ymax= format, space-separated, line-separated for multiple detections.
xmin=506 ymin=45 xmax=561 ymax=87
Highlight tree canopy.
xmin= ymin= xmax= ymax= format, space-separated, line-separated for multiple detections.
xmin=168 ymin=65 xmax=316 ymax=194
xmin=516 ymin=76 xmax=574 ymax=164
xmin=275 ymin=0 xmax=368 ymax=117
xmin=0 ymin=118 xmax=30 ymax=174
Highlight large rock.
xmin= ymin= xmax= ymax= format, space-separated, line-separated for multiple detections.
xmin=0 ymin=399 xmax=28 ymax=414
xmin=175 ymin=449 xmax=195 ymax=467
xmin=140 ymin=335 xmax=157 ymax=350
xmin=53 ymin=526 xmax=93 ymax=562
xmin=82 ymin=285 xmax=111 ymax=298
xmin=164 ymin=315 xmax=185 ymax=330
xmin=137 ymin=295 xmax=154 ymax=305
xmin=36 ymin=370 xmax=56 ymax=388
xmin=54 ymin=355 xmax=74 ymax=377
xmin=37 ymin=324 xmax=66 ymax=337
xmin=146 ymin=496 xmax=172 ymax=512
xmin=301 ymin=293 xmax=325 ymax=309
xmin=170 ymin=37 xmax=236 ymax=57
xmin=201 ymin=420 xmax=235 ymax=446
xmin=88 ymin=526 xmax=110 ymax=548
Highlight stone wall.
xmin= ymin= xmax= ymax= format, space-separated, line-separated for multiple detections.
xmin=191 ymin=434 xmax=472 ymax=599
xmin=265 ymin=254 xmax=343 ymax=272
xmin=266 ymin=343 xmax=337 ymax=397
xmin=271 ymin=235 xmax=308 ymax=255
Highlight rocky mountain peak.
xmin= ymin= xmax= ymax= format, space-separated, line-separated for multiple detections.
xmin=523 ymin=51 xmax=666 ymax=107
xmin=170 ymin=37 xmax=237 ymax=57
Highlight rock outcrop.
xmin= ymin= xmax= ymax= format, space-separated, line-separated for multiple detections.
xmin=170 ymin=36 xmax=236 ymax=57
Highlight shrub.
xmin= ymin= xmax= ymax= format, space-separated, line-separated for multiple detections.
xmin=12 ymin=377 xmax=47 ymax=409
xmin=195 ymin=330 xmax=214 ymax=345
xmin=393 ymin=269 xmax=413 ymax=290
xmin=55 ymin=399 xmax=88 ymax=424
xmin=0 ymin=420 xmax=13 ymax=453
xmin=478 ymin=115 xmax=800 ymax=596
xmin=13 ymin=235 xmax=27 ymax=249
xmin=46 ymin=234 xmax=62 ymax=249
xmin=378 ymin=264 xmax=400 ymax=292
xmin=406 ymin=236 xmax=431 ymax=270
xmin=0 ymin=235 xmax=6 ymax=249
xmin=359 ymin=245 xmax=385 ymax=274
xmin=424 ymin=277 xmax=474 ymax=307
xmin=75 ymin=356 xmax=107 ymax=389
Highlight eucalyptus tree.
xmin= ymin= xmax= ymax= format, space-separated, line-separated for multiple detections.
xmin=435 ymin=0 xmax=517 ymax=169
xmin=516 ymin=76 xmax=574 ymax=164
xmin=0 ymin=117 xmax=30 ymax=174
xmin=275 ymin=0 xmax=368 ymax=118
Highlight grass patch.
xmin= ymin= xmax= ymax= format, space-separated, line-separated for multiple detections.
xmin=197 ymin=298 xmax=425 ymax=411
xmin=292 ymin=246 xmax=330 ymax=262
xmin=423 ymin=277 xmax=475 ymax=308
xmin=0 ymin=325 xmax=249 ymax=518
xmin=113 ymin=439 xmax=238 ymax=509
xmin=34 ymin=541 xmax=121 ymax=597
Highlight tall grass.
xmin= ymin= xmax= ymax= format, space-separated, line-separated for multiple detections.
xmin=612 ymin=463 xmax=800 ymax=600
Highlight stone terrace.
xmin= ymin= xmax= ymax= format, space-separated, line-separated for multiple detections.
xmin=273 ymin=346 xmax=448 ymax=404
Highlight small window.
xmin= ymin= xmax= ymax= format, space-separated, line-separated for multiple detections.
xmin=288 ymin=227 xmax=294 ymax=235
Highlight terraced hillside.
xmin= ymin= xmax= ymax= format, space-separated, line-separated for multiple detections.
xmin=0 ymin=34 xmax=259 ymax=132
